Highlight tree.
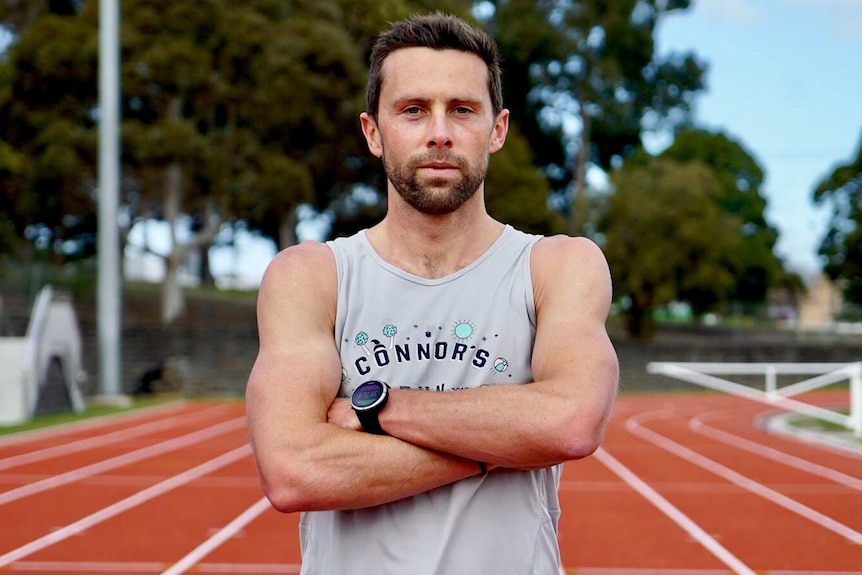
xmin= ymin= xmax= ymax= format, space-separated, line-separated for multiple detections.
xmin=0 ymin=3 xmax=98 ymax=262
xmin=0 ymin=58 xmax=31 ymax=255
xmin=1 ymin=0 xmax=382 ymax=322
xmin=812 ymin=131 xmax=862 ymax=303
xmin=486 ymin=125 xmax=563 ymax=235
xmin=0 ymin=0 xmax=82 ymax=33
xmin=656 ymin=128 xmax=784 ymax=306
xmin=119 ymin=0 xmax=377 ymax=322
xmin=600 ymin=158 xmax=743 ymax=338
xmin=482 ymin=0 xmax=706 ymax=235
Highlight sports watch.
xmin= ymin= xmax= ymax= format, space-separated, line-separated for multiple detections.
xmin=350 ymin=380 xmax=390 ymax=435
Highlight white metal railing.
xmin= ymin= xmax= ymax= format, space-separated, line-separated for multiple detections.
xmin=646 ymin=362 xmax=862 ymax=438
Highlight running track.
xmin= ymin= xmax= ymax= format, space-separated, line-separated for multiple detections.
xmin=1 ymin=392 xmax=860 ymax=574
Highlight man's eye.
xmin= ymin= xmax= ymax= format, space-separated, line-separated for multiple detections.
xmin=404 ymin=107 xmax=422 ymax=115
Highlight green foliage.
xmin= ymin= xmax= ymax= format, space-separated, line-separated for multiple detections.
xmin=656 ymin=128 xmax=784 ymax=303
xmin=486 ymin=126 xmax=564 ymax=235
xmin=0 ymin=6 xmax=97 ymax=260
xmin=601 ymin=158 xmax=743 ymax=338
xmin=812 ymin=131 xmax=862 ymax=303
xmin=483 ymin=0 xmax=706 ymax=222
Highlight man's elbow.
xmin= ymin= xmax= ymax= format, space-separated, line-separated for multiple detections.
xmin=257 ymin=463 xmax=329 ymax=514
xmin=558 ymin=412 xmax=610 ymax=461
xmin=258 ymin=470 xmax=304 ymax=514
xmin=558 ymin=430 xmax=601 ymax=461
xmin=559 ymin=373 xmax=617 ymax=460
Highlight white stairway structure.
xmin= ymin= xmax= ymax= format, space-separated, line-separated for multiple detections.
xmin=0 ymin=286 xmax=86 ymax=426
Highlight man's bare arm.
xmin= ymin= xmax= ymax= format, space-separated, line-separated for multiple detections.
xmin=328 ymin=236 xmax=619 ymax=469
xmin=245 ymin=242 xmax=483 ymax=513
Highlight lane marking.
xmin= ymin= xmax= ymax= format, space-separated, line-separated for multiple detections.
xmin=181 ymin=564 xmax=301 ymax=573
xmin=0 ymin=473 xmax=258 ymax=489
xmin=9 ymin=561 xmax=164 ymax=571
xmin=567 ymin=570 xmax=862 ymax=575
xmin=0 ymin=418 xmax=246 ymax=506
xmin=593 ymin=447 xmax=757 ymax=575
xmin=0 ymin=405 xmax=231 ymax=471
xmin=160 ymin=497 xmax=272 ymax=575
xmin=8 ymin=561 xmax=303 ymax=572
xmin=10 ymin=563 xmax=862 ymax=575
xmin=690 ymin=411 xmax=862 ymax=492
xmin=0 ymin=444 xmax=252 ymax=568
xmin=157 ymin=498 xmax=568 ymax=575
xmin=568 ymin=570 xmax=734 ymax=575
xmin=628 ymin=411 xmax=862 ymax=546
xmin=0 ymin=401 xmax=191 ymax=447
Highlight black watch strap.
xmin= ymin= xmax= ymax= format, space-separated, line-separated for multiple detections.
xmin=356 ymin=410 xmax=385 ymax=435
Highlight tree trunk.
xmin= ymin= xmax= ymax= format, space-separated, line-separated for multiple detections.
xmin=626 ymin=297 xmax=657 ymax=341
xmin=197 ymin=244 xmax=214 ymax=287
xmin=568 ymin=111 xmax=592 ymax=237
xmin=278 ymin=207 xmax=299 ymax=250
xmin=162 ymin=250 xmax=185 ymax=324
xmin=161 ymin=160 xmax=185 ymax=325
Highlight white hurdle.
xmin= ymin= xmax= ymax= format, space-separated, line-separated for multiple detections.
xmin=646 ymin=362 xmax=862 ymax=438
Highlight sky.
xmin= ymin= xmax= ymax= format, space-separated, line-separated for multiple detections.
xmin=655 ymin=0 xmax=862 ymax=277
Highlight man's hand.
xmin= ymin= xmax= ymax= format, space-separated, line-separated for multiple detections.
xmin=327 ymin=397 xmax=363 ymax=431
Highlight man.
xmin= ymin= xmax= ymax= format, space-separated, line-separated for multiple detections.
xmin=245 ymin=12 xmax=619 ymax=575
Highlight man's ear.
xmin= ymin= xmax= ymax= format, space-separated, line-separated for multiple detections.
xmin=489 ymin=109 xmax=509 ymax=154
xmin=360 ymin=112 xmax=384 ymax=158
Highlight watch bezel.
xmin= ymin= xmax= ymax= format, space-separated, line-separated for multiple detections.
xmin=351 ymin=380 xmax=389 ymax=412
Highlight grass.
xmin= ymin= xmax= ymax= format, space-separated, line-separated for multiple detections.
xmin=0 ymin=393 xmax=186 ymax=437
xmin=785 ymin=412 xmax=862 ymax=449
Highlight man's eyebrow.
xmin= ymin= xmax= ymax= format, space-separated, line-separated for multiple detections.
xmin=450 ymin=98 xmax=484 ymax=107
xmin=391 ymin=97 xmax=429 ymax=107
xmin=390 ymin=96 xmax=485 ymax=107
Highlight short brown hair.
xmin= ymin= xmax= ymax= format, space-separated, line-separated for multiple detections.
xmin=366 ymin=13 xmax=503 ymax=120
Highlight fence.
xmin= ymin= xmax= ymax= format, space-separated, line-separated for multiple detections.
xmin=646 ymin=362 xmax=862 ymax=437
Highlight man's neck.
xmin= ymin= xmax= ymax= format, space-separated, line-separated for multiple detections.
xmin=367 ymin=205 xmax=505 ymax=279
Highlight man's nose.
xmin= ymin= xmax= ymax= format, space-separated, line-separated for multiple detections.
xmin=426 ymin=112 xmax=454 ymax=149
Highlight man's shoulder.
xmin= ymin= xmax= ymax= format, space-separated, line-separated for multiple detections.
xmin=532 ymin=234 xmax=607 ymax=269
xmin=262 ymin=240 xmax=336 ymax=289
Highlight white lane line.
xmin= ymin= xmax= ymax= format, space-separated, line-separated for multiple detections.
xmin=571 ymin=570 xmax=861 ymax=575
xmin=0 ymin=405 xmax=232 ymax=471
xmin=0 ymin=401 xmax=190 ymax=446
xmin=0 ymin=473 xmax=257 ymax=489
xmin=572 ymin=570 xmax=732 ymax=575
xmin=9 ymin=561 xmax=303 ymax=572
xmin=13 ymin=564 xmax=862 ymax=575
xmin=9 ymin=560 xmax=164 ymax=571
xmin=628 ymin=412 xmax=862 ymax=546
xmin=593 ymin=448 xmax=757 ymax=575
xmin=0 ymin=444 xmax=252 ymax=568
xmin=8 ymin=563 xmax=862 ymax=575
xmin=0 ymin=417 xmax=246 ymax=506
xmin=158 ymin=496 xmax=557 ymax=575
xmin=690 ymin=411 xmax=862 ymax=491
xmin=178 ymin=563 xmax=301 ymax=573
xmin=160 ymin=497 xmax=272 ymax=575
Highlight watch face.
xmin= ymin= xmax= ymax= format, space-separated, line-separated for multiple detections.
xmin=352 ymin=381 xmax=385 ymax=409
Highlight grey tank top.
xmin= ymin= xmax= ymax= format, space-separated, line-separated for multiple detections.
xmin=300 ymin=225 xmax=562 ymax=575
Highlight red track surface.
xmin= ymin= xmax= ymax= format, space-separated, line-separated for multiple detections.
xmin=1 ymin=392 xmax=860 ymax=574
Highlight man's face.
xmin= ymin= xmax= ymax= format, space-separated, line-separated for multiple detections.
xmin=361 ymin=47 xmax=508 ymax=215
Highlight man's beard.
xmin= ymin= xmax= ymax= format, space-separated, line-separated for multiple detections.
xmin=383 ymin=151 xmax=488 ymax=215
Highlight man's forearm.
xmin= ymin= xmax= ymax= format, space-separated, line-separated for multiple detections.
xmin=256 ymin=422 xmax=483 ymax=513
xmin=376 ymin=381 xmax=611 ymax=469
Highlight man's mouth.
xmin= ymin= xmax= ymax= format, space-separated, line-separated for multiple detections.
xmin=419 ymin=162 xmax=459 ymax=170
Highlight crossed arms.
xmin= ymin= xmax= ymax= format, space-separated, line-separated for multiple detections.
xmin=244 ymin=235 xmax=619 ymax=513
